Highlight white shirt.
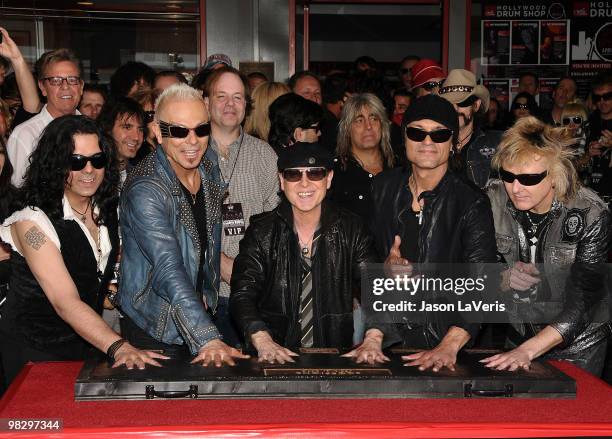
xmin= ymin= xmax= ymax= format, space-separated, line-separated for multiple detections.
xmin=7 ymin=105 xmax=54 ymax=187
xmin=0 ymin=195 xmax=111 ymax=273
xmin=7 ymin=106 xmax=81 ymax=187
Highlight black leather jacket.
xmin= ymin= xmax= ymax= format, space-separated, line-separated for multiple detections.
xmin=368 ymin=167 xmax=498 ymax=347
xmin=230 ymin=199 xmax=378 ymax=350
xmin=460 ymin=126 xmax=502 ymax=188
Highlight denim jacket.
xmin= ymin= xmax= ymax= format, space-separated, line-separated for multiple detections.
xmin=118 ymin=147 xmax=225 ymax=354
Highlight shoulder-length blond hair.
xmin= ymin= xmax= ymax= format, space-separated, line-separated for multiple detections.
xmin=244 ymin=82 xmax=290 ymax=140
xmin=491 ymin=116 xmax=580 ymax=202
xmin=336 ymin=93 xmax=394 ymax=169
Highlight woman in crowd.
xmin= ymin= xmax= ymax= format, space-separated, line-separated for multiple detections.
xmin=244 ymin=81 xmax=290 ymax=141
xmin=508 ymin=92 xmax=539 ymax=126
xmin=560 ymin=101 xmax=591 ymax=180
xmin=483 ymin=117 xmax=611 ymax=375
xmin=267 ymin=93 xmax=323 ymax=154
xmin=109 ymin=61 xmax=155 ymax=98
xmin=0 ymin=115 xmax=165 ymax=387
xmin=484 ymin=97 xmax=506 ymax=131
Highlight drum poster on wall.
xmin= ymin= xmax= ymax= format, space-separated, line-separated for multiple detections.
xmin=570 ymin=2 xmax=612 ymax=100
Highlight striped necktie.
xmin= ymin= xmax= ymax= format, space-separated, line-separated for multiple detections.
xmin=299 ymin=256 xmax=314 ymax=347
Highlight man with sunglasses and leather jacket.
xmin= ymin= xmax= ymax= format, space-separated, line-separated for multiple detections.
xmin=229 ymin=142 xmax=377 ymax=363
xmin=439 ymin=69 xmax=502 ymax=189
xmin=483 ymin=116 xmax=611 ymax=375
xmin=345 ymin=94 xmax=498 ymax=371
xmin=118 ymin=83 xmax=249 ymax=367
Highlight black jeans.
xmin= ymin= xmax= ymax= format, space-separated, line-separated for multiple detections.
xmin=0 ymin=331 xmax=87 ymax=390
xmin=213 ymin=296 xmax=243 ymax=349
xmin=120 ymin=315 xmax=191 ymax=359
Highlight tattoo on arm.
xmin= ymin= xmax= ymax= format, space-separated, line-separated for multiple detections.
xmin=24 ymin=226 xmax=47 ymax=250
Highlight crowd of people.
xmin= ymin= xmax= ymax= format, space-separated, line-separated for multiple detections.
xmin=0 ymin=24 xmax=611 ymax=394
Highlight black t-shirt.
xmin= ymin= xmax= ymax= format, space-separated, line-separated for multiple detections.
xmin=399 ymin=209 xmax=420 ymax=263
xmin=180 ymin=183 xmax=207 ymax=293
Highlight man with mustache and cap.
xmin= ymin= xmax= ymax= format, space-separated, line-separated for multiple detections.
xmin=344 ymin=94 xmax=497 ymax=371
xmin=229 ymin=142 xmax=377 ymax=363
xmin=439 ymin=69 xmax=502 ymax=188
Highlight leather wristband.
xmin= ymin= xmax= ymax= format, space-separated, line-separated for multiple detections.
xmin=107 ymin=338 xmax=127 ymax=361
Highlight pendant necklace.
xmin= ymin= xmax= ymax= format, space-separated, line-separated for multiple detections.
xmin=525 ymin=211 xmax=547 ymax=246
xmin=408 ymin=176 xmax=424 ymax=225
xmin=71 ymin=199 xmax=91 ymax=222
xmin=298 ymin=233 xmax=319 ymax=258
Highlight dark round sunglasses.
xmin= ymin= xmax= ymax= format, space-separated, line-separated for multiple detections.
xmin=405 ymin=126 xmax=453 ymax=143
xmin=159 ymin=120 xmax=211 ymax=138
xmin=282 ymin=167 xmax=328 ymax=183
xmin=500 ymin=168 xmax=547 ymax=186
xmin=71 ymin=152 xmax=107 ymax=171
xmin=422 ymin=80 xmax=444 ymax=91
xmin=592 ymin=91 xmax=612 ymax=104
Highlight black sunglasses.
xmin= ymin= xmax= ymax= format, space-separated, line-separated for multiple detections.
xmin=422 ymin=80 xmax=444 ymax=91
xmin=144 ymin=111 xmax=155 ymax=123
xmin=400 ymin=68 xmax=410 ymax=75
xmin=500 ymin=168 xmax=547 ymax=186
xmin=592 ymin=91 xmax=612 ymax=104
xmin=562 ymin=116 xmax=583 ymax=126
xmin=71 ymin=152 xmax=107 ymax=171
xmin=159 ymin=120 xmax=211 ymax=138
xmin=282 ymin=167 xmax=328 ymax=182
xmin=405 ymin=126 xmax=453 ymax=143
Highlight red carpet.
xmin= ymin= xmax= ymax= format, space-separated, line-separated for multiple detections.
xmin=0 ymin=360 xmax=611 ymax=438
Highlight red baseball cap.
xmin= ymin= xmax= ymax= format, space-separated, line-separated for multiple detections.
xmin=411 ymin=59 xmax=446 ymax=89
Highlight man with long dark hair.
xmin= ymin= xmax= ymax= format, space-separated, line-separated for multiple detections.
xmin=0 ymin=115 xmax=164 ymax=387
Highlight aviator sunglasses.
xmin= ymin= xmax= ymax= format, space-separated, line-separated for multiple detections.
xmin=405 ymin=126 xmax=453 ymax=143
xmin=282 ymin=167 xmax=328 ymax=182
xmin=70 ymin=152 xmax=107 ymax=171
xmin=159 ymin=120 xmax=211 ymax=138
xmin=500 ymin=168 xmax=547 ymax=186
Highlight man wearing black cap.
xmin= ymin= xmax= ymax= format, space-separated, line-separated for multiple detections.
xmin=229 ymin=142 xmax=377 ymax=362
xmin=345 ymin=95 xmax=497 ymax=371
